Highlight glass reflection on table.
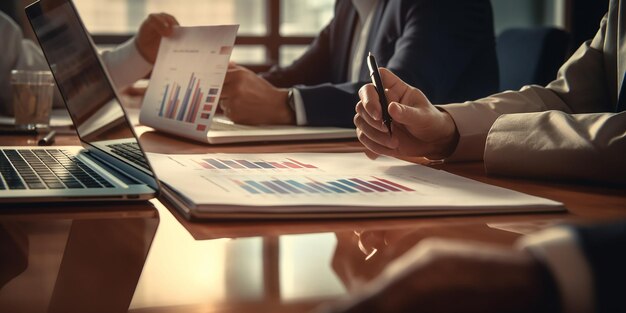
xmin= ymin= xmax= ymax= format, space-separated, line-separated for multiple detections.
xmin=0 ymin=206 xmax=159 ymax=313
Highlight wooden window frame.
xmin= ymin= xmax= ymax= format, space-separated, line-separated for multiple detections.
xmin=91 ymin=0 xmax=315 ymax=73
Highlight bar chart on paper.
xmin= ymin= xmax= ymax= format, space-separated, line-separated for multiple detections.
xmin=162 ymin=153 xmax=417 ymax=198
xmin=196 ymin=157 xmax=318 ymax=170
xmin=158 ymin=72 xmax=220 ymax=124
xmin=147 ymin=152 xmax=565 ymax=215
xmin=139 ymin=25 xmax=238 ymax=140
xmin=231 ymin=176 xmax=415 ymax=195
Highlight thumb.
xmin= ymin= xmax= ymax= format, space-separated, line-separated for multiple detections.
xmin=388 ymin=101 xmax=425 ymax=126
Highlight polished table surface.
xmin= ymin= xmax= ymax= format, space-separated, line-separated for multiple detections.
xmin=1 ymin=124 xmax=625 ymax=313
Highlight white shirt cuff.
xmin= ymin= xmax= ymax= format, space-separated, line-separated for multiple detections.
xmin=100 ymin=37 xmax=153 ymax=91
xmin=291 ymin=87 xmax=308 ymax=126
xmin=515 ymin=227 xmax=595 ymax=313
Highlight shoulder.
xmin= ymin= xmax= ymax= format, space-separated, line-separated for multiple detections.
xmin=0 ymin=11 xmax=25 ymax=48
xmin=0 ymin=11 xmax=21 ymax=34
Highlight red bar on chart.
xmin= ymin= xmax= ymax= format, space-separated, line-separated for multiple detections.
xmin=350 ymin=178 xmax=387 ymax=192
xmin=283 ymin=162 xmax=302 ymax=169
xmin=269 ymin=162 xmax=287 ymax=169
xmin=372 ymin=177 xmax=414 ymax=192
xmin=286 ymin=158 xmax=317 ymax=169
xmin=368 ymin=180 xmax=401 ymax=192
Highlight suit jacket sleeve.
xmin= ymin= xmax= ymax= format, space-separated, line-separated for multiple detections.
xmin=263 ymin=0 xmax=498 ymax=128
xmin=573 ymin=221 xmax=626 ymax=313
xmin=441 ymin=13 xmax=626 ymax=184
xmin=517 ymin=221 xmax=626 ymax=313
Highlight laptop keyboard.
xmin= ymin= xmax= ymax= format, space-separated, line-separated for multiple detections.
xmin=107 ymin=142 xmax=150 ymax=171
xmin=0 ymin=149 xmax=114 ymax=190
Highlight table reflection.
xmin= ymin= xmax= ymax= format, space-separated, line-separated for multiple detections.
xmin=0 ymin=207 xmax=158 ymax=313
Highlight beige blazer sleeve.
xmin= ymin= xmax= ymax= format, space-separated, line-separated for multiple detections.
xmin=439 ymin=12 xmax=626 ymax=184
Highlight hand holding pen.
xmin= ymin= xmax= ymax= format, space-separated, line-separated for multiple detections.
xmin=355 ymin=63 xmax=460 ymax=160
xmin=367 ymin=52 xmax=393 ymax=135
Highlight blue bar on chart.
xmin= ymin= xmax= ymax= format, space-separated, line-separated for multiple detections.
xmin=232 ymin=180 xmax=260 ymax=194
xmin=234 ymin=177 xmax=415 ymax=195
xmin=158 ymin=72 xmax=204 ymax=123
xmin=261 ymin=181 xmax=289 ymax=194
xmin=197 ymin=158 xmax=319 ymax=170
xmin=205 ymin=159 xmax=229 ymax=169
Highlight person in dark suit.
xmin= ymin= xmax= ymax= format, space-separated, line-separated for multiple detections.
xmin=219 ymin=0 xmax=499 ymax=127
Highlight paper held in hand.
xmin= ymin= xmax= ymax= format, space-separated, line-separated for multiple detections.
xmin=140 ymin=25 xmax=238 ymax=142
xmin=147 ymin=152 xmax=566 ymax=220
xmin=139 ymin=25 xmax=356 ymax=144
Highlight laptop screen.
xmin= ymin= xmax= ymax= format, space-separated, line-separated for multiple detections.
xmin=25 ymin=0 xmax=158 ymax=187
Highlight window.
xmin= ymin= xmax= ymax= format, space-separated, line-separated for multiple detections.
xmin=73 ymin=0 xmax=334 ymax=71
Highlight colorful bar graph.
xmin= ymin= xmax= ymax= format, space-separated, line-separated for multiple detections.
xmin=197 ymin=158 xmax=319 ymax=170
xmin=234 ymin=177 xmax=415 ymax=196
xmin=158 ymin=72 xmax=205 ymax=123
xmin=287 ymin=158 xmax=317 ymax=169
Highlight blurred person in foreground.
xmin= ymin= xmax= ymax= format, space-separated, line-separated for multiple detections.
xmin=320 ymin=1 xmax=626 ymax=312
xmin=0 ymin=11 xmax=178 ymax=115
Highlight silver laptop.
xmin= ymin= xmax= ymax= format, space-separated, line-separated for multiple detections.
xmin=0 ymin=0 xmax=159 ymax=202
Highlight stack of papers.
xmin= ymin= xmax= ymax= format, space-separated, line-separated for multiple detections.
xmin=147 ymin=152 xmax=565 ymax=219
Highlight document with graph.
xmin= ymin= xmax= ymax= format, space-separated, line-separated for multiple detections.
xmin=140 ymin=25 xmax=238 ymax=142
xmin=147 ymin=152 xmax=565 ymax=219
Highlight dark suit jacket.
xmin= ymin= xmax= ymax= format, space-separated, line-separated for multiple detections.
xmin=573 ymin=221 xmax=626 ymax=313
xmin=261 ymin=0 xmax=499 ymax=127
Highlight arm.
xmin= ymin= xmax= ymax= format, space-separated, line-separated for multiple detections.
xmin=101 ymin=13 xmax=178 ymax=91
xmin=260 ymin=22 xmax=334 ymax=88
xmin=100 ymin=38 xmax=153 ymax=92
xmin=440 ymin=14 xmax=624 ymax=183
xmin=299 ymin=0 xmax=498 ymax=127
xmin=441 ymin=13 xmax=612 ymax=161
xmin=518 ymin=221 xmax=626 ymax=313
xmin=319 ymin=237 xmax=560 ymax=313
xmin=320 ymin=221 xmax=626 ymax=313
xmin=356 ymin=13 xmax=623 ymax=184
xmin=574 ymin=221 xmax=626 ymax=313
xmin=259 ymin=0 xmax=356 ymax=88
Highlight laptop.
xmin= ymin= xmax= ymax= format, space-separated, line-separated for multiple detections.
xmin=136 ymin=24 xmax=356 ymax=144
xmin=0 ymin=0 xmax=159 ymax=202
xmin=176 ymin=115 xmax=358 ymax=145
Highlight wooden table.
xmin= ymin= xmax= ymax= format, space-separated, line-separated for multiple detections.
xmin=1 ymin=127 xmax=624 ymax=313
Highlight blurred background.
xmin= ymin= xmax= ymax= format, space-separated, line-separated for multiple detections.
xmin=3 ymin=0 xmax=608 ymax=73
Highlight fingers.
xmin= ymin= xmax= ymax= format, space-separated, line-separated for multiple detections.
xmin=147 ymin=13 xmax=178 ymax=36
xmin=355 ymin=101 xmax=387 ymax=133
xmin=354 ymin=111 xmax=399 ymax=157
xmin=387 ymin=101 xmax=428 ymax=127
xmin=364 ymin=150 xmax=380 ymax=160
xmin=378 ymin=68 xmax=410 ymax=103
xmin=224 ymin=65 xmax=251 ymax=85
xmin=358 ymin=84 xmax=383 ymax=121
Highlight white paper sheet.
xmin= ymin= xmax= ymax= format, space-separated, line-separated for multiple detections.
xmin=140 ymin=25 xmax=238 ymax=142
xmin=147 ymin=152 xmax=564 ymax=214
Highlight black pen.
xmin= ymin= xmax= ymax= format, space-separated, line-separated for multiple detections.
xmin=367 ymin=52 xmax=392 ymax=135
xmin=38 ymin=130 xmax=56 ymax=146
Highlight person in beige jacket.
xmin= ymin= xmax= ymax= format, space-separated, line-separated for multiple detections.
xmin=354 ymin=2 xmax=625 ymax=185
xmin=318 ymin=1 xmax=626 ymax=313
